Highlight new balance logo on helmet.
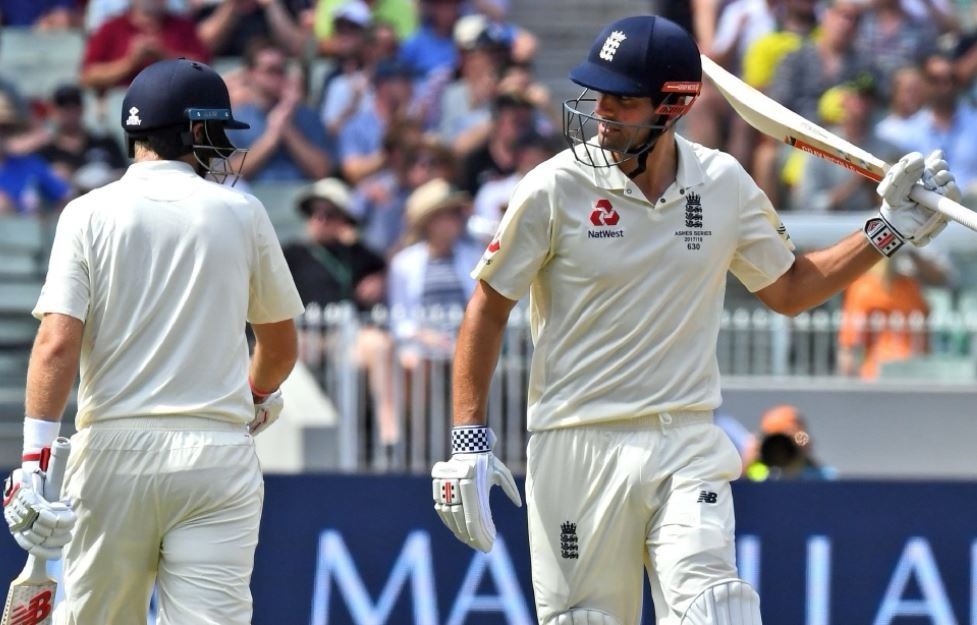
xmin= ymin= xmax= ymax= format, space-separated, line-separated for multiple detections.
xmin=599 ymin=31 xmax=627 ymax=62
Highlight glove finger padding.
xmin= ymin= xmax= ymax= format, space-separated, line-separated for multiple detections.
xmin=432 ymin=451 xmax=522 ymax=553
xmin=877 ymin=151 xmax=924 ymax=205
xmin=922 ymin=150 xmax=962 ymax=202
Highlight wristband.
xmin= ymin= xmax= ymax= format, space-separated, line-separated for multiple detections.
xmin=451 ymin=425 xmax=495 ymax=454
xmin=23 ymin=417 xmax=59 ymax=472
xmin=248 ymin=378 xmax=276 ymax=403
xmin=864 ymin=216 xmax=904 ymax=257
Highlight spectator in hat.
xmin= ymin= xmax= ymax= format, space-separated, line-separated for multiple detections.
xmin=284 ymin=177 xmax=386 ymax=310
xmin=388 ymin=177 xmax=480 ymax=369
xmin=80 ymin=0 xmax=210 ymax=90
xmin=434 ymin=13 xmax=508 ymax=149
xmin=314 ymin=0 xmax=374 ymax=58
xmin=225 ymin=37 xmax=332 ymax=182
xmin=336 ymin=58 xmax=415 ymax=184
xmin=0 ymin=93 xmax=70 ymax=215
xmin=282 ymin=176 xmax=398 ymax=448
xmin=352 ymin=128 xmax=455 ymax=259
xmin=32 ymin=84 xmax=127 ymax=183
xmin=313 ymin=0 xmax=417 ymax=44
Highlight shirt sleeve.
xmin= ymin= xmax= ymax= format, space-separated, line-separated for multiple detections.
xmin=247 ymin=197 xmax=306 ymax=324
xmin=33 ymin=201 xmax=91 ymax=322
xmin=728 ymin=165 xmax=795 ymax=293
xmin=470 ymin=172 xmax=553 ymax=301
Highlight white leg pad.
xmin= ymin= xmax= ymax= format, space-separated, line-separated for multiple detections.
xmin=547 ymin=608 xmax=622 ymax=625
xmin=680 ymin=579 xmax=762 ymax=625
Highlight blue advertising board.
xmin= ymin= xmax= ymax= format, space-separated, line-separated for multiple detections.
xmin=2 ymin=476 xmax=976 ymax=624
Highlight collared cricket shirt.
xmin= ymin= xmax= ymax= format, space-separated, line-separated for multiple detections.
xmin=473 ymin=135 xmax=795 ymax=431
xmin=34 ymin=160 xmax=304 ymax=429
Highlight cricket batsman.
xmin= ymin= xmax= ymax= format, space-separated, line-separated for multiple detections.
xmin=431 ymin=14 xmax=960 ymax=625
xmin=3 ymin=58 xmax=304 ymax=624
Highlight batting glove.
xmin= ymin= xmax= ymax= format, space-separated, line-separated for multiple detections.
xmin=431 ymin=425 xmax=522 ymax=553
xmin=869 ymin=150 xmax=956 ymax=255
xmin=249 ymin=388 xmax=283 ymax=436
xmin=3 ymin=469 xmax=75 ymax=560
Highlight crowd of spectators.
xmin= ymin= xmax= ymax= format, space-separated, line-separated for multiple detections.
xmin=3 ymin=0 xmax=977 ymax=447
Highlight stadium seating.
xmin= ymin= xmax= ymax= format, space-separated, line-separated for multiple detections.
xmin=0 ymin=28 xmax=85 ymax=101
xmin=0 ymin=215 xmax=48 ymax=281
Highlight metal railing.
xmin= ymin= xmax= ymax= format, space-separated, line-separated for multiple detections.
xmin=297 ymin=303 xmax=977 ymax=472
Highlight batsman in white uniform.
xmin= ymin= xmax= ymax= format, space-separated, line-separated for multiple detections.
xmin=432 ymin=15 xmax=960 ymax=625
xmin=3 ymin=59 xmax=304 ymax=625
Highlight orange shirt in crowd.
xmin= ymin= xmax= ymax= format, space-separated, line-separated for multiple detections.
xmin=838 ymin=269 xmax=929 ymax=379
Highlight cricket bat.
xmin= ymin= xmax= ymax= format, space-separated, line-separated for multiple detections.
xmin=1 ymin=437 xmax=71 ymax=625
xmin=699 ymin=54 xmax=977 ymax=233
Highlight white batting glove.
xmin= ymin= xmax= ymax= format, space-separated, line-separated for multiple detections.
xmin=431 ymin=426 xmax=522 ymax=553
xmin=249 ymin=388 xmax=283 ymax=436
xmin=3 ymin=469 xmax=75 ymax=560
xmin=869 ymin=150 xmax=956 ymax=255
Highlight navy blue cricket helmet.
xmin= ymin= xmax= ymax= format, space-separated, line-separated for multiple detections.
xmin=563 ymin=15 xmax=702 ymax=170
xmin=121 ymin=59 xmax=249 ymax=183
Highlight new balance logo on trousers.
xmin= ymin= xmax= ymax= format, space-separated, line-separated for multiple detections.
xmin=696 ymin=491 xmax=718 ymax=504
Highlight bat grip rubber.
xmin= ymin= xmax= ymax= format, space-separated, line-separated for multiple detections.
xmin=909 ymin=187 xmax=977 ymax=233
xmin=43 ymin=437 xmax=71 ymax=503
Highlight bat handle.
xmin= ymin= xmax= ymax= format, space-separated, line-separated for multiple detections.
xmin=910 ymin=186 xmax=977 ymax=233
xmin=43 ymin=437 xmax=71 ymax=503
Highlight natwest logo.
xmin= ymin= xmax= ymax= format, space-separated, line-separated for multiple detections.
xmin=589 ymin=199 xmax=620 ymax=226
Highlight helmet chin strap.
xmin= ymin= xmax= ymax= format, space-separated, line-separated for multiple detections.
xmin=623 ymin=114 xmax=668 ymax=180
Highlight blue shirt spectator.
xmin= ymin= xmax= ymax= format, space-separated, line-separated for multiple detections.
xmin=0 ymin=0 xmax=76 ymax=26
xmin=398 ymin=24 xmax=458 ymax=79
xmin=224 ymin=38 xmax=333 ymax=183
xmin=0 ymin=154 xmax=70 ymax=214
xmin=229 ymin=101 xmax=332 ymax=182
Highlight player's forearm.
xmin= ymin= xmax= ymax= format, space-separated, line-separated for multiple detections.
xmin=771 ymin=232 xmax=881 ymax=315
xmin=24 ymin=315 xmax=83 ymax=421
xmin=451 ymin=285 xmax=513 ymax=426
xmin=249 ymin=319 xmax=298 ymax=395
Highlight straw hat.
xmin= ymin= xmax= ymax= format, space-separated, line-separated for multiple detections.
xmin=403 ymin=178 xmax=468 ymax=241
xmin=296 ymin=177 xmax=356 ymax=223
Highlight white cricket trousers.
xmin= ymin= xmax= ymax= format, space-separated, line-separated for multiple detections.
xmin=526 ymin=412 xmax=745 ymax=625
xmin=55 ymin=417 xmax=264 ymax=625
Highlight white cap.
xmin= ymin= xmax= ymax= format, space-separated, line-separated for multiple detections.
xmin=333 ymin=0 xmax=371 ymax=27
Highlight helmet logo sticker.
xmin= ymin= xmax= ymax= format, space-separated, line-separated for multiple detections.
xmin=598 ymin=31 xmax=627 ymax=62
xmin=126 ymin=107 xmax=142 ymax=126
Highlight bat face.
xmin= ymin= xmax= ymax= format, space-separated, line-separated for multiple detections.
xmin=1 ymin=577 xmax=56 ymax=625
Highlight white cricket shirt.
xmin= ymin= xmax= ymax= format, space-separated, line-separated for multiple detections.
xmin=34 ymin=161 xmax=304 ymax=429
xmin=473 ymin=136 xmax=795 ymax=431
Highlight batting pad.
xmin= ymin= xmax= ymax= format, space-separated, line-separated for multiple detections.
xmin=680 ymin=579 xmax=761 ymax=625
